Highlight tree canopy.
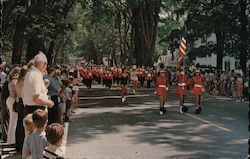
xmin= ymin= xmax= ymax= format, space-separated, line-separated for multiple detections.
xmin=2 ymin=0 xmax=249 ymax=69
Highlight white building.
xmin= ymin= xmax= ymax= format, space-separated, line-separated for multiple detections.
xmin=156 ymin=49 xmax=179 ymax=67
xmin=157 ymin=33 xmax=249 ymax=70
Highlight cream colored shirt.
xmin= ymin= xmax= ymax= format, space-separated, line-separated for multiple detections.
xmin=43 ymin=144 xmax=64 ymax=158
xmin=23 ymin=67 xmax=48 ymax=106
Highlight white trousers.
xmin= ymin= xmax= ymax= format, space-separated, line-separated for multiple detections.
xmin=6 ymin=97 xmax=18 ymax=144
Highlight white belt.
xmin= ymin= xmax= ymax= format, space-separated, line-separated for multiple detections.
xmin=158 ymin=85 xmax=166 ymax=88
xmin=178 ymin=83 xmax=186 ymax=87
xmin=194 ymin=84 xmax=203 ymax=88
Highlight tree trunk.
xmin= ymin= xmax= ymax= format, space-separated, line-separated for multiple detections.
xmin=133 ymin=0 xmax=161 ymax=66
xmin=53 ymin=39 xmax=64 ymax=65
xmin=12 ymin=18 xmax=25 ymax=64
xmin=26 ymin=37 xmax=46 ymax=62
xmin=239 ymin=0 xmax=248 ymax=73
xmin=132 ymin=8 xmax=141 ymax=66
xmin=215 ymin=27 xmax=224 ymax=70
xmin=47 ymin=40 xmax=55 ymax=65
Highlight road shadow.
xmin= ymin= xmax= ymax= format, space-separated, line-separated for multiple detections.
xmin=67 ymin=87 xmax=248 ymax=159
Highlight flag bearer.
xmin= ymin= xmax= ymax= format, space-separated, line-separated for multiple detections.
xmin=175 ymin=67 xmax=189 ymax=114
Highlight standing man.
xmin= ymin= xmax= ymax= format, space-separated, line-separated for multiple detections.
xmin=44 ymin=66 xmax=61 ymax=124
xmin=23 ymin=51 xmax=54 ymax=116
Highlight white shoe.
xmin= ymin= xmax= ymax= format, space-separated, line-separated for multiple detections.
xmin=159 ymin=111 xmax=163 ymax=115
xmin=179 ymin=106 xmax=183 ymax=114
xmin=122 ymin=97 xmax=126 ymax=102
xmin=133 ymin=89 xmax=135 ymax=93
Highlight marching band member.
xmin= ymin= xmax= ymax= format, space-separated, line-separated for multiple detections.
xmin=130 ymin=65 xmax=139 ymax=93
xmin=85 ymin=69 xmax=93 ymax=89
xmin=146 ymin=70 xmax=153 ymax=88
xmin=155 ymin=69 xmax=169 ymax=115
xmin=120 ymin=68 xmax=129 ymax=102
xmin=175 ymin=67 xmax=189 ymax=114
xmin=106 ymin=70 xmax=113 ymax=89
xmin=138 ymin=66 xmax=146 ymax=87
xmin=191 ymin=69 xmax=204 ymax=114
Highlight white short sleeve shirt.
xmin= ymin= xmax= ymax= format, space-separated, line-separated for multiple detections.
xmin=23 ymin=67 xmax=48 ymax=106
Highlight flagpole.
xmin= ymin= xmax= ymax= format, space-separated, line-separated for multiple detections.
xmin=183 ymin=25 xmax=187 ymax=68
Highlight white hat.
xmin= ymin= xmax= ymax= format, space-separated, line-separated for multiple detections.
xmin=132 ymin=65 xmax=137 ymax=69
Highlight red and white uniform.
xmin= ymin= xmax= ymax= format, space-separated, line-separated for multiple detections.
xmin=191 ymin=75 xmax=204 ymax=95
xmin=155 ymin=76 xmax=169 ymax=96
xmin=175 ymin=73 xmax=189 ymax=95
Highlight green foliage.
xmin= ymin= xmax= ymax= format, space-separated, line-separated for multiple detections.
xmin=3 ymin=0 xmax=249 ymax=65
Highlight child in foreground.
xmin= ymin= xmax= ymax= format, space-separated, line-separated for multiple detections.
xmin=22 ymin=109 xmax=48 ymax=159
xmin=43 ymin=123 xmax=65 ymax=159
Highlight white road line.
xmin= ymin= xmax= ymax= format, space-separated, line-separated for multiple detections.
xmin=78 ymin=94 xmax=151 ymax=100
xmin=174 ymin=109 xmax=232 ymax=132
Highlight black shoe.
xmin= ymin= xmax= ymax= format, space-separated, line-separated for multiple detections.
xmin=195 ymin=107 xmax=202 ymax=114
xmin=159 ymin=107 xmax=165 ymax=115
xmin=182 ymin=105 xmax=189 ymax=113
xmin=159 ymin=107 xmax=166 ymax=114
xmin=162 ymin=107 xmax=167 ymax=114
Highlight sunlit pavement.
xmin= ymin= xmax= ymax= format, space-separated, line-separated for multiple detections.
xmin=65 ymin=85 xmax=248 ymax=159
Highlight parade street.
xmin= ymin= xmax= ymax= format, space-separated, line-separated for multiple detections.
xmin=65 ymin=85 xmax=248 ymax=159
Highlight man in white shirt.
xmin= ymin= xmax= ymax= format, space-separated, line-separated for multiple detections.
xmin=23 ymin=51 xmax=54 ymax=116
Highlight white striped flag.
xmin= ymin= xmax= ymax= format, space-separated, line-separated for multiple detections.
xmin=176 ymin=36 xmax=187 ymax=68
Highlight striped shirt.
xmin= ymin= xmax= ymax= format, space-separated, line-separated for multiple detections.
xmin=43 ymin=144 xmax=64 ymax=159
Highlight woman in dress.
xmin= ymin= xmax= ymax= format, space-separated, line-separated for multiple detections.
xmin=6 ymin=67 xmax=20 ymax=144
xmin=235 ymin=73 xmax=243 ymax=102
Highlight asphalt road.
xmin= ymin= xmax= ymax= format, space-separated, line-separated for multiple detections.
xmin=65 ymin=85 xmax=248 ymax=159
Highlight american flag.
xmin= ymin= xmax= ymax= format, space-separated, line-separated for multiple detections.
xmin=177 ymin=36 xmax=187 ymax=67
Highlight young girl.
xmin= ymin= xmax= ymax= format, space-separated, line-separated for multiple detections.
xmin=155 ymin=70 xmax=169 ymax=115
xmin=235 ymin=73 xmax=243 ymax=102
xmin=130 ymin=65 xmax=138 ymax=93
xmin=120 ymin=68 xmax=129 ymax=102
xmin=59 ymin=86 xmax=67 ymax=126
xmin=64 ymin=79 xmax=72 ymax=122
xmin=23 ymin=113 xmax=35 ymax=140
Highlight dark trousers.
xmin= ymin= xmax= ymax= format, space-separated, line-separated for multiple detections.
xmin=48 ymin=95 xmax=59 ymax=124
xmin=147 ymin=80 xmax=151 ymax=88
xmin=86 ymin=79 xmax=92 ymax=89
xmin=15 ymin=100 xmax=24 ymax=152
xmin=106 ymin=79 xmax=112 ymax=89
xmin=24 ymin=105 xmax=46 ymax=117
xmin=0 ymin=99 xmax=8 ymax=142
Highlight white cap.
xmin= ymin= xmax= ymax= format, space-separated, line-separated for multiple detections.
xmin=132 ymin=65 xmax=137 ymax=69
